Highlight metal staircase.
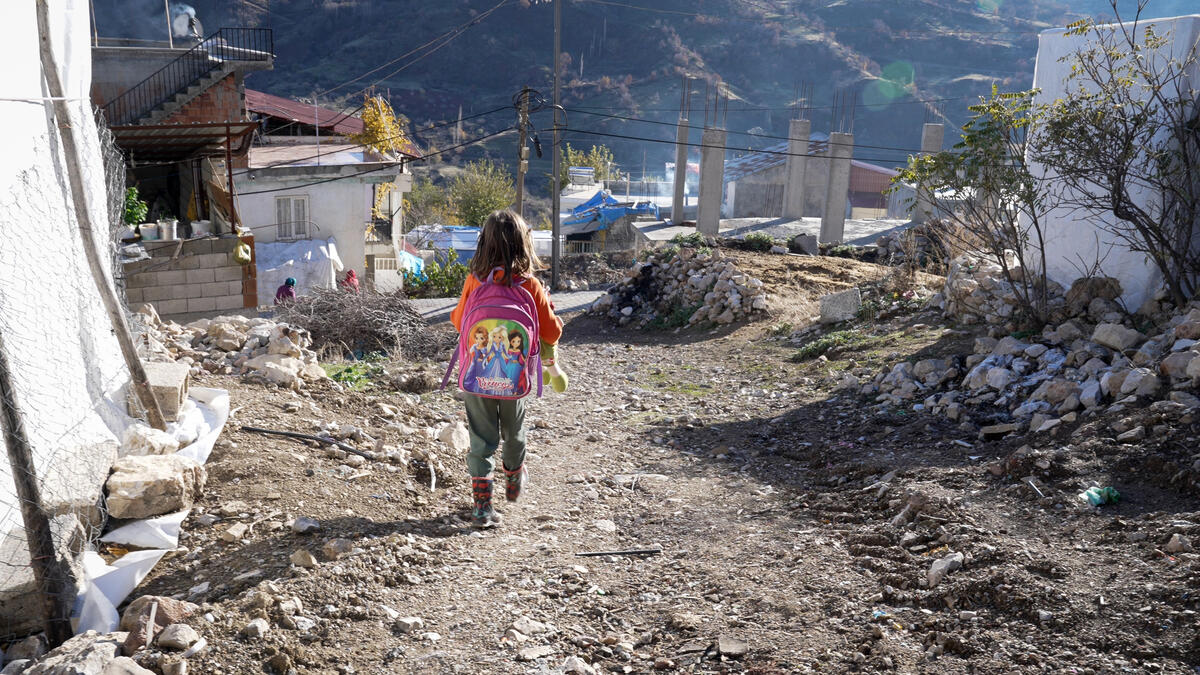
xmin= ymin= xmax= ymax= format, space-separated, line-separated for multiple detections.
xmin=102 ymin=28 xmax=273 ymax=127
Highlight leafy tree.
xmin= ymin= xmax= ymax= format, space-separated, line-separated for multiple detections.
xmin=403 ymin=176 xmax=458 ymax=231
xmin=1034 ymin=3 xmax=1200 ymax=305
xmin=349 ymin=95 xmax=412 ymax=221
xmin=892 ymin=86 xmax=1053 ymax=326
xmin=449 ymin=159 xmax=516 ymax=228
xmin=556 ymin=143 xmax=622 ymax=192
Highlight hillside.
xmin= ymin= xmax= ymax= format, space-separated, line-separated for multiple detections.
xmin=95 ymin=0 xmax=1187 ymax=188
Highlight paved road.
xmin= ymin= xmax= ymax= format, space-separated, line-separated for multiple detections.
xmin=412 ymin=290 xmax=607 ymax=324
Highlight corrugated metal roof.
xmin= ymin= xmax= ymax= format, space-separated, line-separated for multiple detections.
xmin=245 ymin=89 xmax=423 ymax=159
xmin=246 ymin=89 xmax=365 ymax=135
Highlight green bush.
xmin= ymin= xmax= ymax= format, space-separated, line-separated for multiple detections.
xmin=404 ymin=247 xmax=469 ymax=298
xmin=649 ymin=302 xmax=699 ymax=330
xmin=123 ymin=187 xmax=148 ymax=226
xmin=741 ymin=232 xmax=775 ymax=252
xmin=791 ymin=330 xmax=866 ymax=361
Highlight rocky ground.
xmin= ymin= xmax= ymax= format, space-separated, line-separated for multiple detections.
xmin=12 ymin=249 xmax=1199 ymax=674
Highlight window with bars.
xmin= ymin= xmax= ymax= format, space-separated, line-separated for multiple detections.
xmin=275 ymin=195 xmax=309 ymax=240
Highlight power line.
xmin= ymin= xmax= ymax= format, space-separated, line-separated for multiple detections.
xmin=235 ymin=105 xmax=512 ymax=177
xmin=568 ymin=93 xmax=984 ymax=113
xmin=561 ymin=126 xmax=913 ymax=167
xmin=565 ymin=109 xmax=934 ymax=155
xmin=237 ymin=127 xmax=516 ymax=197
xmin=331 ymin=0 xmax=513 ymax=101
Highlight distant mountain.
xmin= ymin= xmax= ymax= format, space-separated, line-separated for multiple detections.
xmin=1059 ymin=0 xmax=1198 ymax=20
xmin=99 ymin=0 xmax=1182 ymax=190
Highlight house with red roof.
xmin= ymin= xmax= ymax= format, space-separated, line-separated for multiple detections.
xmin=233 ymin=91 xmax=422 ymax=294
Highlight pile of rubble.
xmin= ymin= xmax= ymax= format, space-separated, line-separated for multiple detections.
xmin=851 ymin=297 xmax=1200 ymax=440
xmin=590 ymin=247 xmax=769 ymax=327
xmin=935 ymin=254 xmax=1069 ymax=329
xmin=135 ymin=304 xmax=327 ymax=390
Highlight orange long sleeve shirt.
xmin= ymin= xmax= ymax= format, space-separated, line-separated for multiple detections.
xmin=450 ymin=272 xmax=563 ymax=345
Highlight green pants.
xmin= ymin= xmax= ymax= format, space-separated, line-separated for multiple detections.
xmin=463 ymin=394 xmax=526 ymax=478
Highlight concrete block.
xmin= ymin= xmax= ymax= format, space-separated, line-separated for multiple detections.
xmin=175 ymin=254 xmax=204 ymax=270
xmin=182 ymin=238 xmax=212 ymax=255
xmin=182 ymin=283 xmax=204 ymax=299
xmin=213 ymin=265 xmax=242 ymax=282
xmin=125 ymin=272 xmax=154 ymax=289
xmin=790 ymin=233 xmax=819 ymax=255
xmin=214 ymin=294 xmax=243 ymax=311
xmin=210 ymin=236 xmax=239 ymax=253
xmin=129 ymin=361 xmax=191 ymax=422
xmin=123 ymin=259 xmax=154 ymax=275
xmin=187 ymin=296 xmax=216 ymax=313
xmin=185 ymin=268 xmax=215 ymax=284
xmin=157 ymin=298 xmax=188 ymax=315
xmin=143 ymin=241 xmax=178 ymax=257
xmin=124 ymin=287 xmax=144 ymax=304
xmin=820 ymin=287 xmax=863 ymax=324
xmin=198 ymin=253 xmax=230 ymax=268
xmin=141 ymin=285 xmax=173 ymax=303
xmin=227 ymin=280 xmax=244 ymax=295
xmin=201 ymin=281 xmax=228 ymax=297
xmin=156 ymin=270 xmax=187 ymax=285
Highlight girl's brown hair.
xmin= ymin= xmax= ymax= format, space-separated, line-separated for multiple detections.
xmin=470 ymin=209 xmax=541 ymax=285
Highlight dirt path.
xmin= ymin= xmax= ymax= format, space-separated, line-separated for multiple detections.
xmin=129 ymin=255 xmax=1199 ymax=674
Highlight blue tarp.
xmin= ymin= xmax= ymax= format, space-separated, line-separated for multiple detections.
xmin=563 ymin=190 xmax=660 ymax=235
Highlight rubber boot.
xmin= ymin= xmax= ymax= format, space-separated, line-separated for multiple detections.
xmin=503 ymin=463 xmax=527 ymax=502
xmin=471 ymin=477 xmax=502 ymax=528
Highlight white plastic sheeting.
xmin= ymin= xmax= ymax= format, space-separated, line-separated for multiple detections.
xmin=1027 ymin=15 xmax=1200 ymax=309
xmin=76 ymin=388 xmax=229 ymax=634
xmin=255 ymin=237 xmax=345 ymax=303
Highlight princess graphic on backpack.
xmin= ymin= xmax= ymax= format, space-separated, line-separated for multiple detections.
xmin=462 ymin=320 xmax=529 ymax=397
xmin=462 ymin=325 xmax=489 ymax=389
xmin=501 ymin=332 xmax=528 ymax=392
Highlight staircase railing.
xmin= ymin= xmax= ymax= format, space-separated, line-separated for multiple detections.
xmin=102 ymin=27 xmax=273 ymax=126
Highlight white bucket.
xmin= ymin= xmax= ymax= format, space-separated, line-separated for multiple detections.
xmin=139 ymin=224 xmax=159 ymax=241
xmin=190 ymin=219 xmax=212 ymax=237
xmin=159 ymin=219 xmax=178 ymax=241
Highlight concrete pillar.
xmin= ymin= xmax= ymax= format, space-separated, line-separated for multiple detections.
xmin=820 ymin=132 xmax=853 ymax=244
xmin=912 ymin=123 xmax=945 ymax=224
xmin=697 ymin=127 xmax=727 ymax=235
xmin=783 ymin=118 xmax=811 ymax=219
xmin=671 ymin=117 xmax=689 ymax=223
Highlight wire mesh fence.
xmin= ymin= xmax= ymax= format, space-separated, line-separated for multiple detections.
xmin=0 ymin=100 xmax=146 ymax=644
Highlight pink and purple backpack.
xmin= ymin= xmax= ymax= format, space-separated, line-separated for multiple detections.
xmin=442 ymin=270 xmax=542 ymax=399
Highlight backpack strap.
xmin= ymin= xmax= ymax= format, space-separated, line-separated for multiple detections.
xmin=440 ymin=346 xmax=459 ymax=391
xmin=536 ymin=350 xmax=543 ymax=397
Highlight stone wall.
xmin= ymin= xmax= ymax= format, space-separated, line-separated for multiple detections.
xmin=123 ymin=235 xmax=258 ymax=317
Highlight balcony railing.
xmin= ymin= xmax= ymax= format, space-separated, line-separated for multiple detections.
xmin=365 ymin=220 xmax=393 ymax=243
xmin=103 ymin=27 xmax=273 ymax=126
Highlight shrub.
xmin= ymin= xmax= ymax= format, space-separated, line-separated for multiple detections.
xmin=741 ymin=232 xmax=775 ymax=252
xmin=404 ymin=247 xmax=469 ymax=298
xmin=791 ymin=330 xmax=866 ymax=361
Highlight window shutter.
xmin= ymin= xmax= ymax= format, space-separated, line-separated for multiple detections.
xmin=294 ymin=198 xmax=307 ymax=236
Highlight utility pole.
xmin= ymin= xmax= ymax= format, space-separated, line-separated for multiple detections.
xmin=515 ymin=87 xmax=531 ymax=217
xmin=163 ymin=0 xmax=173 ymax=48
xmin=551 ymin=0 xmax=562 ymax=289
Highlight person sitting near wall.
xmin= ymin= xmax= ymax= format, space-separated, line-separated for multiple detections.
xmin=340 ymin=269 xmax=360 ymax=293
xmin=275 ymin=277 xmax=297 ymax=305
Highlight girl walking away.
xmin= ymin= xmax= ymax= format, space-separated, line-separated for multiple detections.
xmin=449 ymin=210 xmax=567 ymax=528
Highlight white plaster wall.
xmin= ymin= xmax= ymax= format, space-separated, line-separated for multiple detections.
xmin=236 ymin=177 xmax=373 ymax=280
xmin=1028 ymin=15 xmax=1200 ymax=308
xmin=0 ymin=0 xmax=131 ymax=618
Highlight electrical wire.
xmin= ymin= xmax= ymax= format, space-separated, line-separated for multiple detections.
xmin=561 ymin=126 xmax=914 ymax=167
xmin=565 ymin=108 xmax=935 ymax=155
xmin=237 ymin=126 xmax=515 ymax=197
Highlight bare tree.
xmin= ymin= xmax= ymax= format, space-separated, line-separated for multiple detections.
xmin=1035 ymin=0 xmax=1200 ymax=305
xmin=893 ymin=87 xmax=1053 ymax=327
